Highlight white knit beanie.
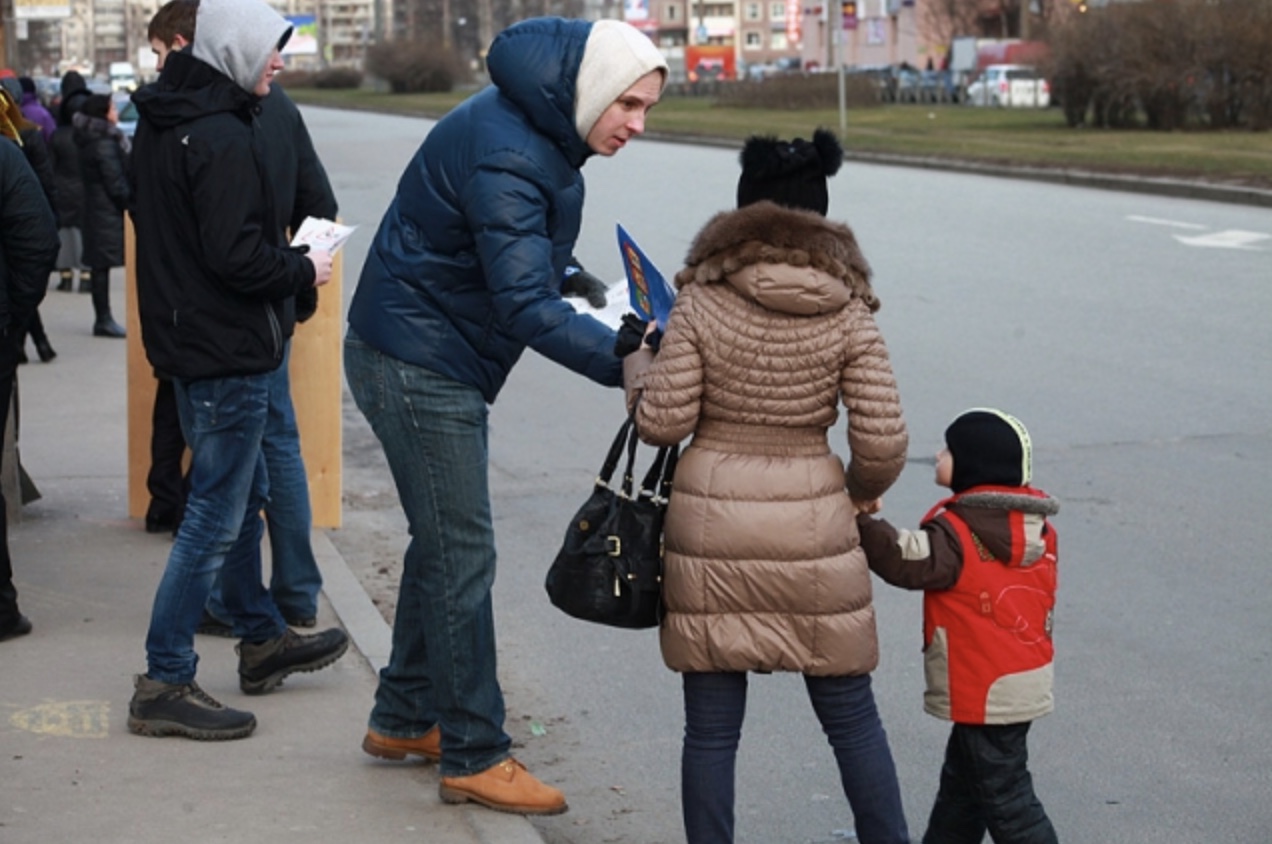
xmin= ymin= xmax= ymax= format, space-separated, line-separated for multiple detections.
xmin=573 ymin=20 xmax=668 ymax=141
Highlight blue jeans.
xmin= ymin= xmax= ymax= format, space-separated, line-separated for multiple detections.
xmin=681 ymin=672 xmax=910 ymax=844
xmin=344 ymin=331 xmax=510 ymax=777
xmin=143 ymin=374 xmax=286 ymax=684
xmin=207 ymin=344 xmax=322 ymax=625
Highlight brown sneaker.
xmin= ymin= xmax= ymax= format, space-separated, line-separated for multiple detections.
xmin=439 ymin=758 xmax=567 ymax=815
xmin=362 ymin=726 xmax=441 ymax=762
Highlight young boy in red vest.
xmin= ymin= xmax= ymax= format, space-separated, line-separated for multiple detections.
xmin=856 ymin=408 xmax=1060 ymax=844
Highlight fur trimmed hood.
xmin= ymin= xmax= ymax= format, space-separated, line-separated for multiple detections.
xmin=674 ymin=200 xmax=879 ymax=312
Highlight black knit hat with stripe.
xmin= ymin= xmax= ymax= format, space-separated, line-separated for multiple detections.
xmin=945 ymin=408 xmax=1032 ymax=493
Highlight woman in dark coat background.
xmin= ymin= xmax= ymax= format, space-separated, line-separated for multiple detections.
xmin=0 ymin=84 xmax=57 ymax=361
xmin=73 ymin=93 xmax=128 ymax=338
xmin=49 ymin=70 xmax=90 ymax=293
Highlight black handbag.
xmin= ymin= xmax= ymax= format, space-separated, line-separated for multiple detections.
xmin=545 ymin=414 xmax=678 ymax=629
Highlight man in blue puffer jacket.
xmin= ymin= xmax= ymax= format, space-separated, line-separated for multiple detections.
xmin=345 ymin=15 xmax=667 ymax=816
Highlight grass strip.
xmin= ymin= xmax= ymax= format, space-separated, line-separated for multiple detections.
xmin=286 ymin=86 xmax=1272 ymax=189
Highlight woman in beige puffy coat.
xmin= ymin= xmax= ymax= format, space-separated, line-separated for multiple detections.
xmin=623 ymin=131 xmax=910 ymax=844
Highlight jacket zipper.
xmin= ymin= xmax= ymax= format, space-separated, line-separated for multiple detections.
xmin=265 ymin=303 xmax=282 ymax=361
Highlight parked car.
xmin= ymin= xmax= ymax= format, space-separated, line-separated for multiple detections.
xmin=894 ymin=65 xmax=923 ymax=103
xmin=743 ymin=57 xmax=800 ymax=81
xmin=32 ymin=75 xmax=61 ymax=108
xmin=847 ymin=64 xmax=919 ymax=103
xmin=109 ymin=61 xmax=138 ymax=93
xmin=113 ymin=92 xmax=138 ymax=138
xmin=918 ymin=69 xmax=959 ymax=104
xmin=965 ymin=64 xmax=1050 ymax=108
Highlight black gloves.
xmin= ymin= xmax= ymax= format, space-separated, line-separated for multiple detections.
xmin=561 ymin=260 xmax=610 ymax=309
xmin=614 ymin=312 xmax=662 ymax=358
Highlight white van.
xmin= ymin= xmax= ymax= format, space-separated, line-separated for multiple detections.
xmin=109 ymin=62 xmax=138 ymax=93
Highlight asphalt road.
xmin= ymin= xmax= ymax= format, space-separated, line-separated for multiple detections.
xmin=304 ymin=104 xmax=1272 ymax=844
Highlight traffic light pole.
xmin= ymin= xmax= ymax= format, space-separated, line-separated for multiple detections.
xmin=836 ymin=31 xmax=845 ymax=133
xmin=836 ymin=7 xmax=846 ymax=133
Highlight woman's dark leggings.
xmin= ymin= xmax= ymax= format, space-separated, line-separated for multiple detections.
xmin=681 ymin=671 xmax=910 ymax=844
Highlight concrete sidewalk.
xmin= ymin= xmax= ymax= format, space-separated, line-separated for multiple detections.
xmin=0 ymin=280 xmax=546 ymax=844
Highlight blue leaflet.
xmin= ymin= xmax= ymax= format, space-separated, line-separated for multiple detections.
xmin=617 ymin=223 xmax=675 ymax=328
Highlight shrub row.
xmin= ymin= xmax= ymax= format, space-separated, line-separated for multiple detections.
xmin=708 ymin=74 xmax=880 ymax=110
xmin=1047 ymin=0 xmax=1272 ymax=130
xmin=276 ymin=67 xmax=364 ymax=90
xmin=365 ymin=40 xmax=470 ymax=94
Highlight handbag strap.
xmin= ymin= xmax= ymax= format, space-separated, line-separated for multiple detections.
xmin=597 ymin=416 xmax=635 ymax=488
xmin=619 ymin=414 xmax=641 ymax=498
xmin=654 ymin=444 xmax=678 ymax=504
xmin=611 ymin=409 xmax=682 ymax=502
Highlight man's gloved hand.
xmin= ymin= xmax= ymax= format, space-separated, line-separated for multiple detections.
xmin=561 ymin=260 xmax=610 ymax=309
xmin=614 ymin=312 xmax=662 ymax=357
xmin=614 ymin=313 xmax=647 ymax=358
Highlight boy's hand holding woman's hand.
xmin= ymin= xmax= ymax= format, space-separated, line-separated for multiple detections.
xmin=853 ymin=497 xmax=882 ymax=515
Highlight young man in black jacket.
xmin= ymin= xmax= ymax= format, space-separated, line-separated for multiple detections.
xmin=0 ymin=139 xmax=57 ymax=641
xmin=128 ymin=0 xmax=344 ymax=740
xmin=143 ymin=0 xmax=338 ymax=635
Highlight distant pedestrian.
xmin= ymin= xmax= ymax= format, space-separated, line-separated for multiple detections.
xmin=857 ymin=408 xmax=1060 ymax=844
xmin=0 ymin=84 xmax=58 ymax=362
xmin=0 ymin=136 xmax=58 ymax=642
xmin=622 ymin=130 xmax=911 ymax=844
xmin=72 ymin=93 xmax=129 ymax=338
xmin=17 ymin=77 xmax=56 ymax=142
xmin=128 ymin=0 xmax=344 ymax=740
xmin=345 ymin=15 xmax=667 ymax=816
xmin=48 ymin=71 xmax=90 ymax=293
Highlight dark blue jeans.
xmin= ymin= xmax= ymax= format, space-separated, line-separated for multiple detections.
xmin=143 ymin=374 xmax=286 ymax=684
xmin=682 ymin=671 xmax=910 ymax=844
xmin=208 ymin=343 xmax=322 ymax=625
xmin=344 ymin=332 xmax=510 ymax=777
xmin=922 ymin=722 xmax=1057 ymax=844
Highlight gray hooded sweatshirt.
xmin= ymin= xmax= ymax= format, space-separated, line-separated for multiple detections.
xmin=191 ymin=0 xmax=292 ymax=94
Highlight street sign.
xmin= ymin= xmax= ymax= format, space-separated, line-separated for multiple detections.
xmin=841 ymin=0 xmax=857 ymax=29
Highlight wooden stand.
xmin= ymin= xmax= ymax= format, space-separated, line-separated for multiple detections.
xmin=124 ymin=216 xmax=343 ymax=528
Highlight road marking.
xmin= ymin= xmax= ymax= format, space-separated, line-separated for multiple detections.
xmin=1127 ymin=215 xmax=1208 ymax=229
xmin=1128 ymin=216 xmax=1270 ymax=250
xmin=1173 ymin=230 xmax=1270 ymax=250
xmin=9 ymin=700 xmax=110 ymax=739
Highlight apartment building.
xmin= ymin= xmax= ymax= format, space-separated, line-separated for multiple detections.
xmin=4 ymin=0 xmax=930 ymax=83
xmin=799 ymin=0 xmax=928 ymax=71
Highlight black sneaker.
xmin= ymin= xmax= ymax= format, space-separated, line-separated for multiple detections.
xmin=127 ymin=675 xmax=256 ymax=740
xmin=283 ymin=615 xmax=317 ymax=629
xmin=195 ymin=610 xmax=235 ymax=638
xmin=237 ymin=627 xmax=349 ymax=695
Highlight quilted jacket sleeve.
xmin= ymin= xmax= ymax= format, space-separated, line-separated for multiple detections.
xmin=633 ymin=286 xmax=703 ymax=447
xmin=840 ymin=298 xmax=908 ymax=501
xmin=856 ymin=513 xmax=962 ymax=590
xmin=465 ymin=153 xmax=622 ymax=388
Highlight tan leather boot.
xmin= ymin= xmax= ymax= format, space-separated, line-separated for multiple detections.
xmin=362 ymin=726 xmax=441 ymax=762
xmin=439 ymin=757 xmax=567 ymax=815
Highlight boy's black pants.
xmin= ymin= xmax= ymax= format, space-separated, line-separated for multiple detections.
xmin=922 ymin=721 xmax=1057 ymax=844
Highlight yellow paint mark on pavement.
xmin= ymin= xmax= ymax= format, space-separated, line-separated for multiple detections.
xmin=10 ymin=700 xmax=110 ymax=738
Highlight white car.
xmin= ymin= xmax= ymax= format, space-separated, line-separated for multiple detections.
xmin=965 ymin=64 xmax=1050 ymax=108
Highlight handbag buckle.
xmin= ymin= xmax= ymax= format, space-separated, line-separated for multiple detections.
xmin=606 ymin=536 xmax=621 ymax=556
